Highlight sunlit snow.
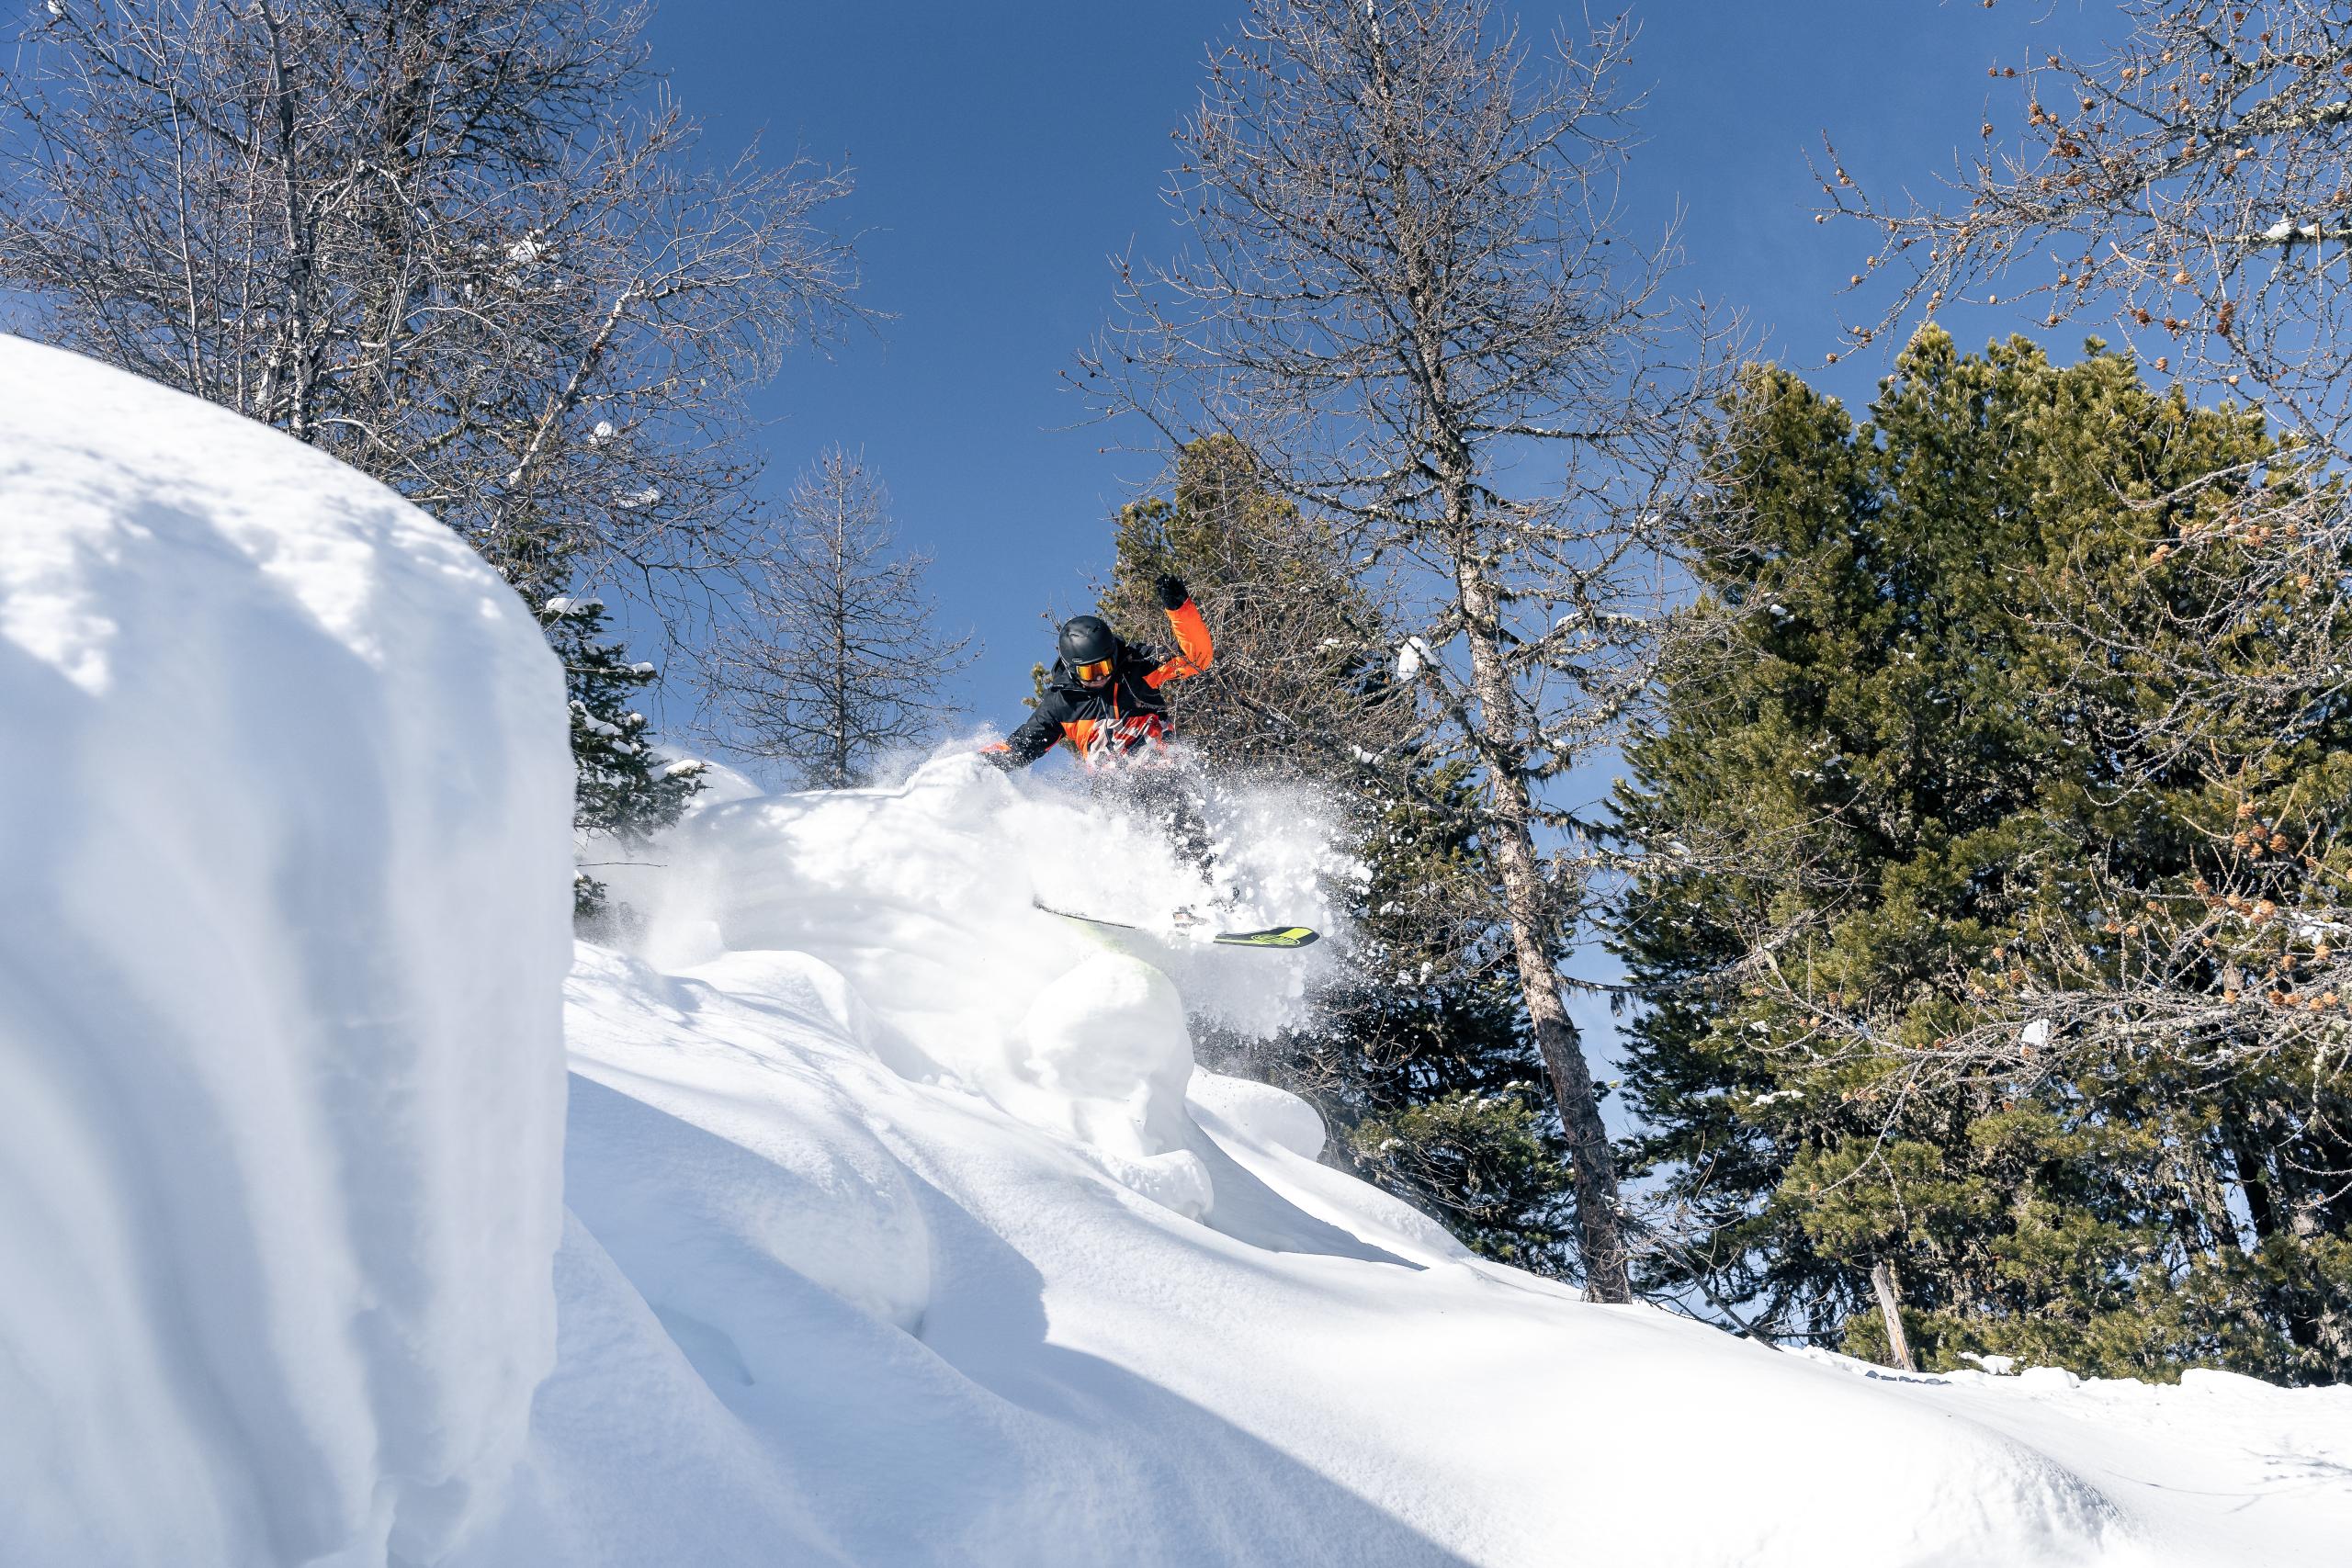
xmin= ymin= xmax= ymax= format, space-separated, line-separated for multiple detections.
xmin=4 ymin=335 xmax=2351 ymax=1568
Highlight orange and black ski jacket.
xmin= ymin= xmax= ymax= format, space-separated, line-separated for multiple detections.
xmin=993 ymin=600 xmax=1214 ymax=770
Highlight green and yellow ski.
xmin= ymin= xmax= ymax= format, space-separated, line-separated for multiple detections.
xmin=1208 ymin=924 xmax=1320 ymax=950
xmin=1033 ymin=899 xmax=1319 ymax=950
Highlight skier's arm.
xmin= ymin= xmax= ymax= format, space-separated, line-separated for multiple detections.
xmin=987 ymin=692 xmax=1071 ymax=770
xmin=1144 ymin=574 xmax=1213 ymax=690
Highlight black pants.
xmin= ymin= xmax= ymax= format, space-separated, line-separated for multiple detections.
xmin=1094 ymin=758 xmax=1213 ymax=873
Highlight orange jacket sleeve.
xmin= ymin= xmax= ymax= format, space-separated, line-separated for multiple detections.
xmin=1145 ymin=599 xmax=1214 ymax=689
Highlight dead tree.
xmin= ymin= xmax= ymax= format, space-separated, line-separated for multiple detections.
xmin=0 ymin=0 xmax=862 ymax=613
xmin=1825 ymin=3 xmax=2350 ymax=441
xmin=1090 ymin=0 xmax=1736 ymax=1301
xmin=704 ymin=447 xmax=974 ymax=790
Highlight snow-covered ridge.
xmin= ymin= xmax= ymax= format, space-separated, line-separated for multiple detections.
xmin=4 ymin=337 xmax=2349 ymax=1568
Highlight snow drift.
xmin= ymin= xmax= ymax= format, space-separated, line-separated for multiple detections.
xmin=0 ymin=336 xmax=573 ymax=1566
xmin=6 ymin=334 xmax=2351 ymax=1568
xmin=508 ymin=760 xmax=2352 ymax=1567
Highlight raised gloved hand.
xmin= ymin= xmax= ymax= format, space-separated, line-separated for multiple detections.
xmin=1154 ymin=573 xmax=1190 ymax=610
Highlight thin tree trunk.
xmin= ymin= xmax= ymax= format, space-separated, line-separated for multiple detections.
xmin=2276 ymin=1139 xmax=2352 ymax=1360
xmin=1457 ymin=558 xmax=1631 ymax=1303
xmin=832 ymin=522 xmax=850 ymax=790
xmin=1871 ymin=1259 xmax=1916 ymax=1371
xmin=258 ymin=0 xmax=319 ymax=441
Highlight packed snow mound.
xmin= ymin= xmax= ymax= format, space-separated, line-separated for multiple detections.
xmin=487 ymin=763 xmax=2352 ymax=1566
xmin=0 ymin=336 xmax=573 ymax=1567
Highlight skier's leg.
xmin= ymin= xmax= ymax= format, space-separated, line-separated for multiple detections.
xmin=1128 ymin=762 xmax=1214 ymax=874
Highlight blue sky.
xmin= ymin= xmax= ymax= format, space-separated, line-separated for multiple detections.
xmin=647 ymin=0 xmax=2109 ymax=750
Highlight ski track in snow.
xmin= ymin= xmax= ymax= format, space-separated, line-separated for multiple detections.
xmin=4 ymin=333 xmax=2351 ymax=1568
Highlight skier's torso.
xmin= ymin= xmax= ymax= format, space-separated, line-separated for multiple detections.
xmin=996 ymin=599 xmax=1214 ymax=771
xmin=1035 ymin=644 xmax=1176 ymax=767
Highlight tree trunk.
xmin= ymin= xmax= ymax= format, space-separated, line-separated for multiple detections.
xmin=2222 ymin=1115 xmax=2278 ymax=1247
xmin=1871 ymin=1259 xmax=1916 ymax=1371
xmin=258 ymin=0 xmax=321 ymax=442
xmin=1456 ymin=558 xmax=1631 ymax=1303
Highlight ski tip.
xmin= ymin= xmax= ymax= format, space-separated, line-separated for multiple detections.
xmin=1210 ymin=926 xmax=1320 ymax=950
xmin=1034 ymin=899 xmax=1140 ymax=931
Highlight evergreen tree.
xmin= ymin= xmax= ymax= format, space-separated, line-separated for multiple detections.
xmin=1100 ymin=434 xmax=1395 ymax=771
xmin=538 ymin=593 xmax=704 ymax=922
xmin=1615 ymin=328 xmax=2352 ymax=1381
xmin=1105 ymin=438 xmax=1575 ymax=1270
xmin=1311 ymin=764 xmax=1577 ymax=1273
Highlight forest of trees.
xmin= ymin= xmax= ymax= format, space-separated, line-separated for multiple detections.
xmin=6 ymin=0 xmax=2346 ymax=1377
xmin=1079 ymin=0 xmax=2352 ymax=1371
xmin=1617 ymin=331 xmax=2350 ymax=1381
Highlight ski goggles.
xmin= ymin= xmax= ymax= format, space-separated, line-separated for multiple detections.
xmin=1073 ymin=657 xmax=1115 ymax=682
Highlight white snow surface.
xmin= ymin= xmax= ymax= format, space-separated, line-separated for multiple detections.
xmin=5 ymin=336 xmax=2351 ymax=1568
xmin=0 ymin=336 xmax=573 ymax=1566
xmin=494 ymin=761 xmax=2352 ymax=1567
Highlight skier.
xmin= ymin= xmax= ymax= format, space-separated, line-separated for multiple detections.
xmin=985 ymin=573 xmax=1215 ymax=862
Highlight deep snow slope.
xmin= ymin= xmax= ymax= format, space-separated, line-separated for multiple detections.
xmin=480 ymin=764 xmax=2352 ymax=1568
xmin=0 ymin=337 xmax=573 ymax=1566
xmin=6 ymin=334 xmax=2349 ymax=1568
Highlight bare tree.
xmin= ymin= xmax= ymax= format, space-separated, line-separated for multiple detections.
xmin=0 ymin=0 xmax=862 ymax=609
xmin=1826 ymin=2 xmax=2350 ymax=444
xmin=1089 ymin=0 xmax=1736 ymax=1301
xmin=705 ymin=447 xmax=975 ymax=789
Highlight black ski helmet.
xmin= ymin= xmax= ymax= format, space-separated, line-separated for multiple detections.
xmin=1057 ymin=615 xmax=1116 ymax=669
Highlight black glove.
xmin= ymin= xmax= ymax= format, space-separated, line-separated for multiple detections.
xmin=1154 ymin=573 xmax=1190 ymax=610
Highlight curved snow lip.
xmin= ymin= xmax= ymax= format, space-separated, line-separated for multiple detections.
xmin=0 ymin=334 xmax=571 ymax=1568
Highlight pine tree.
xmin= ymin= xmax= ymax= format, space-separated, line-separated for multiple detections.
xmin=1100 ymin=434 xmax=1395 ymax=771
xmin=1614 ymin=327 xmax=2352 ymax=1381
xmin=1313 ymin=765 xmax=1577 ymax=1272
xmin=538 ymin=593 xmax=704 ymax=923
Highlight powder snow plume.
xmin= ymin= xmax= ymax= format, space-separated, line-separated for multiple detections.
xmin=597 ymin=754 xmax=1361 ymax=1213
